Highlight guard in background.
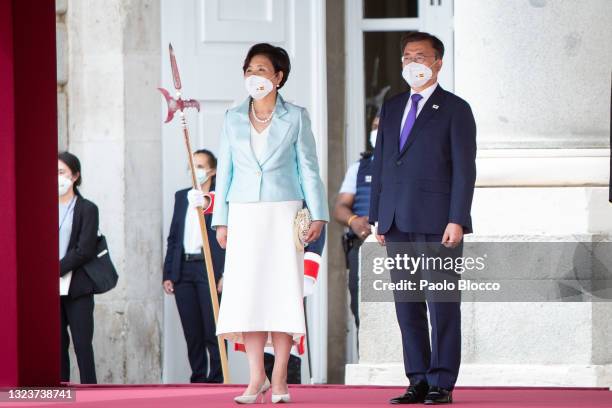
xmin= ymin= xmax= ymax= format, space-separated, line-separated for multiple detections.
xmin=333 ymin=115 xmax=379 ymax=330
xmin=163 ymin=149 xmax=225 ymax=383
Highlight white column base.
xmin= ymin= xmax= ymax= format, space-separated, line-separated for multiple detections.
xmin=346 ymin=363 xmax=612 ymax=389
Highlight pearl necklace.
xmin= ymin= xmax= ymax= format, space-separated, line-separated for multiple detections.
xmin=250 ymin=100 xmax=273 ymax=123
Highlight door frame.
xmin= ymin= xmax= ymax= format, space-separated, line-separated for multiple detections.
xmin=307 ymin=0 xmax=330 ymax=385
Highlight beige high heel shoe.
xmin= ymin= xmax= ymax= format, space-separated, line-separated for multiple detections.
xmin=271 ymin=392 xmax=291 ymax=403
xmin=234 ymin=377 xmax=271 ymax=404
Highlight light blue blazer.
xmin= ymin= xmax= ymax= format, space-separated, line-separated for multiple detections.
xmin=211 ymin=94 xmax=330 ymax=228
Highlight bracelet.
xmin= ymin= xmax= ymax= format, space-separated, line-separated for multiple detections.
xmin=347 ymin=214 xmax=358 ymax=227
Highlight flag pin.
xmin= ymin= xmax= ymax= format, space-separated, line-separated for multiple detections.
xmin=432 ymin=104 xmax=439 ymax=109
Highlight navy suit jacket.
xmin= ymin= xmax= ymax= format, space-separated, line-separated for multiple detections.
xmin=163 ymin=186 xmax=225 ymax=283
xmin=369 ymin=85 xmax=477 ymax=235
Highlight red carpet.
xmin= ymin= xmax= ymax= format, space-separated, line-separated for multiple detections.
xmin=1 ymin=384 xmax=611 ymax=407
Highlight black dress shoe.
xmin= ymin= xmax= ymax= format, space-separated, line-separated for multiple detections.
xmin=424 ymin=386 xmax=453 ymax=404
xmin=389 ymin=381 xmax=429 ymax=404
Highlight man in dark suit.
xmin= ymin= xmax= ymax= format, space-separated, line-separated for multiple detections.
xmin=369 ymin=32 xmax=476 ymax=404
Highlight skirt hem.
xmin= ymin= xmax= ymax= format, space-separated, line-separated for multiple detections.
xmin=217 ymin=330 xmax=304 ymax=346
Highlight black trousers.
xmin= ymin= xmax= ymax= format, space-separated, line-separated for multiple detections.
xmin=347 ymin=237 xmax=363 ymax=329
xmin=174 ymin=261 xmax=223 ymax=383
xmin=60 ymin=294 xmax=97 ymax=384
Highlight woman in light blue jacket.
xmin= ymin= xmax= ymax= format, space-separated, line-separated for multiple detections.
xmin=211 ymin=43 xmax=329 ymax=404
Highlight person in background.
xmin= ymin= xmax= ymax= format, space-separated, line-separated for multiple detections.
xmin=58 ymin=151 xmax=99 ymax=384
xmin=163 ymin=149 xmax=225 ymax=383
xmin=333 ymin=115 xmax=379 ymax=331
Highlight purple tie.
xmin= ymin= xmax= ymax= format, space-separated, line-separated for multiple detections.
xmin=399 ymin=93 xmax=423 ymax=151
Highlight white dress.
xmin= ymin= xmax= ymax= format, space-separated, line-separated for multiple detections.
xmin=215 ymin=122 xmax=306 ymax=346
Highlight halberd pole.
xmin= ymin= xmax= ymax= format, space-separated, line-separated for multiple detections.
xmin=159 ymin=43 xmax=230 ymax=383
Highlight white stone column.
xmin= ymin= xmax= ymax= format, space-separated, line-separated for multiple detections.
xmin=66 ymin=0 xmax=162 ymax=383
xmin=456 ymin=0 xmax=610 ymax=149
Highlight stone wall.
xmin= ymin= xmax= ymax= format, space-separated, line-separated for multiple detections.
xmin=59 ymin=0 xmax=163 ymax=384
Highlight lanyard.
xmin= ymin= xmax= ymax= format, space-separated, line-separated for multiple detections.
xmin=59 ymin=196 xmax=77 ymax=232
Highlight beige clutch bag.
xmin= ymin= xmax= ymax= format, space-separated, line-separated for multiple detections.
xmin=293 ymin=207 xmax=312 ymax=251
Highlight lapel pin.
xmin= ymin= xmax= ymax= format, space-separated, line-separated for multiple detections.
xmin=432 ymin=104 xmax=439 ymax=110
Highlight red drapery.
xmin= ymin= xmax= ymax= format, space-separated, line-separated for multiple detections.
xmin=0 ymin=0 xmax=60 ymax=387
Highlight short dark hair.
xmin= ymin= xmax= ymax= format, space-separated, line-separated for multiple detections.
xmin=194 ymin=148 xmax=217 ymax=169
xmin=242 ymin=43 xmax=291 ymax=89
xmin=58 ymin=151 xmax=82 ymax=195
xmin=400 ymin=31 xmax=445 ymax=59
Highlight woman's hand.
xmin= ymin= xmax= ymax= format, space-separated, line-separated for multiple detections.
xmin=216 ymin=277 xmax=223 ymax=294
xmin=305 ymin=220 xmax=326 ymax=243
xmin=187 ymin=189 xmax=205 ymax=209
xmin=163 ymin=280 xmax=174 ymax=295
xmin=216 ymin=226 xmax=228 ymax=249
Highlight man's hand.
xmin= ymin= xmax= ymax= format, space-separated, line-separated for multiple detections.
xmin=350 ymin=216 xmax=372 ymax=240
xmin=216 ymin=226 xmax=228 ymax=249
xmin=373 ymin=223 xmax=385 ymax=246
xmin=163 ymin=280 xmax=174 ymax=295
xmin=442 ymin=223 xmax=464 ymax=248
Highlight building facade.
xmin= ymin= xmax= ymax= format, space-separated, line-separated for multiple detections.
xmin=55 ymin=0 xmax=611 ymax=385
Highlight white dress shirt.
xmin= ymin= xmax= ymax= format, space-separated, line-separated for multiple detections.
xmin=400 ymin=82 xmax=438 ymax=133
xmin=59 ymin=197 xmax=76 ymax=296
xmin=183 ymin=204 xmax=203 ymax=254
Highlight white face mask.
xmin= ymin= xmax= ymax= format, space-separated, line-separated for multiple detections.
xmin=369 ymin=129 xmax=378 ymax=148
xmin=401 ymin=61 xmax=435 ymax=89
xmin=58 ymin=175 xmax=73 ymax=196
xmin=195 ymin=168 xmax=209 ymax=185
xmin=244 ymin=75 xmax=274 ymax=100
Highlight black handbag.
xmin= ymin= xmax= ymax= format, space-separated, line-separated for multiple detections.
xmin=82 ymin=233 xmax=118 ymax=294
